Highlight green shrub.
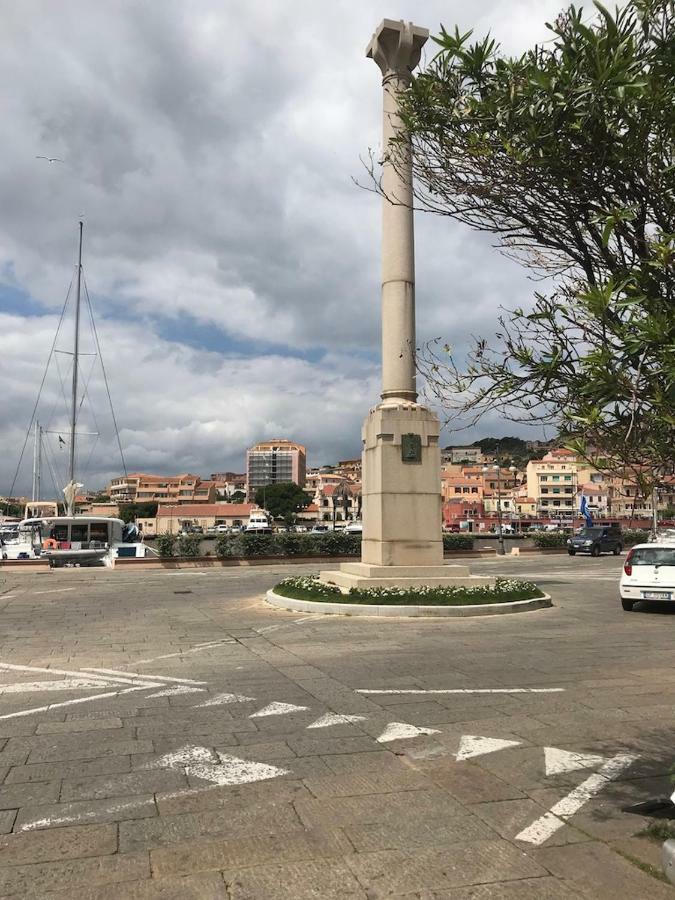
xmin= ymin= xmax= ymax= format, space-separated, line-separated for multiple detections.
xmin=532 ymin=531 xmax=568 ymax=548
xmin=177 ymin=534 xmax=201 ymax=558
xmin=155 ymin=533 xmax=177 ymax=557
xmin=214 ymin=535 xmax=243 ymax=557
xmin=622 ymin=529 xmax=650 ymax=547
xmin=241 ymin=533 xmax=276 ymax=557
xmin=442 ymin=533 xmax=474 ymax=552
xmin=213 ymin=530 xmax=361 ymax=559
xmin=312 ymin=531 xmax=361 ymax=556
xmin=273 ymin=575 xmax=542 ymax=606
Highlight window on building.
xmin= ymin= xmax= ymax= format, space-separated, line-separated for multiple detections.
xmin=454 ymin=487 xmax=461 ymax=494
xmin=552 ymin=488 xmax=561 ymax=494
xmin=553 ymin=500 xmax=561 ymax=507
xmin=552 ymin=475 xmax=560 ymax=481
xmin=471 ymin=487 xmax=478 ymax=494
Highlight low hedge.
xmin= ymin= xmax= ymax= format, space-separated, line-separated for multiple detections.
xmin=214 ymin=531 xmax=362 ymax=559
xmin=622 ymin=529 xmax=650 ymax=547
xmin=442 ymin=534 xmax=474 ymax=551
xmin=273 ymin=575 xmax=542 ymax=606
xmin=532 ymin=531 xmax=568 ymax=549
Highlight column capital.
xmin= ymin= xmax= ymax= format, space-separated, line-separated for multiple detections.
xmin=366 ymin=19 xmax=428 ymax=83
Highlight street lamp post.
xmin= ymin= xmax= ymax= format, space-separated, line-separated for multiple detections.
xmin=484 ymin=462 xmax=517 ymax=556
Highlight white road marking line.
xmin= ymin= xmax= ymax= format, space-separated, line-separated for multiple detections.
xmin=544 ymin=747 xmax=606 ymax=776
xmin=32 ymin=588 xmax=77 ymax=595
xmin=455 ymin=735 xmax=522 ymax=761
xmin=196 ymin=692 xmax=255 ymax=707
xmin=146 ymin=685 xmax=205 ymax=698
xmin=376 ymin=722 xmax=440 ymax=743
xmin=357 ymin=688 xmax=565 ymax=695
xmin=0 ymin=662 xmax=158 ymax=690
xmin=516 ymin=753 xmax=638 ymax=845
xmin=133 ymin=640 xmax=234 ymax=665
xmin=0 ymin=679 xmax=117 ymax=694
xmin=0 ymin=685 xmax=156 ymax=721
xmin=81 ymin=668 xmax=206 ymax=685
xmin=20 ymin=796 xmax=148 ymax=831
xmin=0 ymin=662 xmax=116 ymax=682
xmin=250 ymin=701 xmax=309 ymax=718
xmin=307 ymin=713 xmax=367 ymax=729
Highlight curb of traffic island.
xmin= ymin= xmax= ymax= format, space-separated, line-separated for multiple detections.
xmin=265 ymin=588 xmax=552 ymax=618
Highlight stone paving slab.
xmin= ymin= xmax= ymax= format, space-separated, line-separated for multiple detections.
xmin=0 ymin=558 xmax=672 ymax=897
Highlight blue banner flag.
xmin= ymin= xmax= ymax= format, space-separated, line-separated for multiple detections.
xmin=580 ymin=495 xmax=594 ymax=527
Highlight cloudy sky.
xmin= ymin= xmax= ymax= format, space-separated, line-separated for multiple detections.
xmin=1 ymin=0 xmax=568 ymax=496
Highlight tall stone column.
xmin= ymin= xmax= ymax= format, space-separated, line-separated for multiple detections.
xmin=320 ymin=20 xmax=486 ymax=590
xmin=368 ymin=20 xmax=426 ymax=404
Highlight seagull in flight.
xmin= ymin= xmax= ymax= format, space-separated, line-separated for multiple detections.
xmin=36 ymin=156 xmax=64 ymax=163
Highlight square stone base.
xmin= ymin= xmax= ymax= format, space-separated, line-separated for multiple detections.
xmin=319 ymin=562 xmax=492 ymax=592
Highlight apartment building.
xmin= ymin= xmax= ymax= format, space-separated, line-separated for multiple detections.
xmin=108 ymin=473 xmax=216 ymax=505
xmin=246 ymin=440 xmax=306 ymax=500
xmin=526 ymin=450 xmax=578 ymax=518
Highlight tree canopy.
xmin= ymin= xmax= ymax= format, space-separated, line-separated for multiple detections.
xmin=254 ymin=482 xmax=310 ymax=524
xmin=391 ymin=0 xmax=674 ymax=496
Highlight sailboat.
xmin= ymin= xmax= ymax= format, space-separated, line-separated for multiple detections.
xmin=2 ymin=222 xmax=146 ymax=566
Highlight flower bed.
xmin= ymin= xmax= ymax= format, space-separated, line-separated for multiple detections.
xmin=273 ymin=575 xmax=542 ymax=606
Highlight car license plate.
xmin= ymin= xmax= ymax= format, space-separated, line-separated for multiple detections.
xmin=642 ymin=591 xmax=672 ymax=600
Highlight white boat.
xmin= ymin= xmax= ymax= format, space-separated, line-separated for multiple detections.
xmin=245 ymin=509 xmax=272 ymax=533
xmin=2 ymin=516 xmax=145 ymax=566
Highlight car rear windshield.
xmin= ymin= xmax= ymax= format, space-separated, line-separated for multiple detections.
xmin=631 ymin=547 xmax=675 ymax=566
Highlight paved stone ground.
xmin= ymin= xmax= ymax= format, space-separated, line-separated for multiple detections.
xmin=0 ymin=555 xmax=672 ymax=898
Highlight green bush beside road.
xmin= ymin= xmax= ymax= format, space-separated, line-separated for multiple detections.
xmin=155 ymin=533 xmax=177 ymax=557
xmin=442 ymin=533 xmax=474 ymax=552
xmin=532 ymin=531 xmax=568 ymax=548
xmin=214 ymin=531 xmax=361 ymax=559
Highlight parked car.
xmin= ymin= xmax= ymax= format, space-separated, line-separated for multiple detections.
xmin=620 ymin=541 xmax=675 ymax=611
xmin=344 ymin=521 xmax=363 ymax=534
xmin=215 ymin=524 xmax=229 ymax=534
xmin=310 ymin=524 xmax=330 ymax=534
xmin=567 ymin=525 xmax=622 ymax=557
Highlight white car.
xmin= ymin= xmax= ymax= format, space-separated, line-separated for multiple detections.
xmin=344 ymin=522 xmax=363 ymax=534
xmin=619 ymin=541 xmax=675 ymax=611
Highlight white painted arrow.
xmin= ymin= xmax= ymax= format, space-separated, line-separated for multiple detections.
xmin=376 ymin=722 xmax=440 ymax=743
xmin=250 ymin=702 xmax=308 ymax=718
xmin=147 ymin=744 xmax=288 ymax=786
xmin=544 ymin=747 xmax=606 ymax=776
xmin=307 ymin=713 xmax=367 ymax=729
xmin=187 ymin=755 xmax=289 ymax=786
xmin=146 ymin=685 xmax=206 ymax=698
xmin=196 ymin=692 xmax=255 ymax=707
xmin=455 ymin=735 xmax=521 ymax=761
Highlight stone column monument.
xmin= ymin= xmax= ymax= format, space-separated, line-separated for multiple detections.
xmin=321 ymin=20 xmax=485 ymax=591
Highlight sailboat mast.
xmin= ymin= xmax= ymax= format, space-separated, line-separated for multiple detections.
xmin=68 ymin=221 xmax=83 ymax=484
xmin=31 ymin=420 xmax=39 ymax=501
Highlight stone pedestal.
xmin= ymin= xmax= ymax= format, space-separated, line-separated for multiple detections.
xmin=320 ymin=402 xmax=491 ymax=591
xmin=361 ymin=402 xmax=442 ymax=567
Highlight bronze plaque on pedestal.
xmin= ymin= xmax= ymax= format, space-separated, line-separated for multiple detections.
xmin=401 ymin=433 xmax=422 ymax=463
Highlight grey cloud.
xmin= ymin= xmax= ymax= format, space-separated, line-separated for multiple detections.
xmin=1 ymin=0 xmax=564 ymax=493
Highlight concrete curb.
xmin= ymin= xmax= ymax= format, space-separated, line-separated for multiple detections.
xmin=265 ymin=588 xmax=552 ymax=618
